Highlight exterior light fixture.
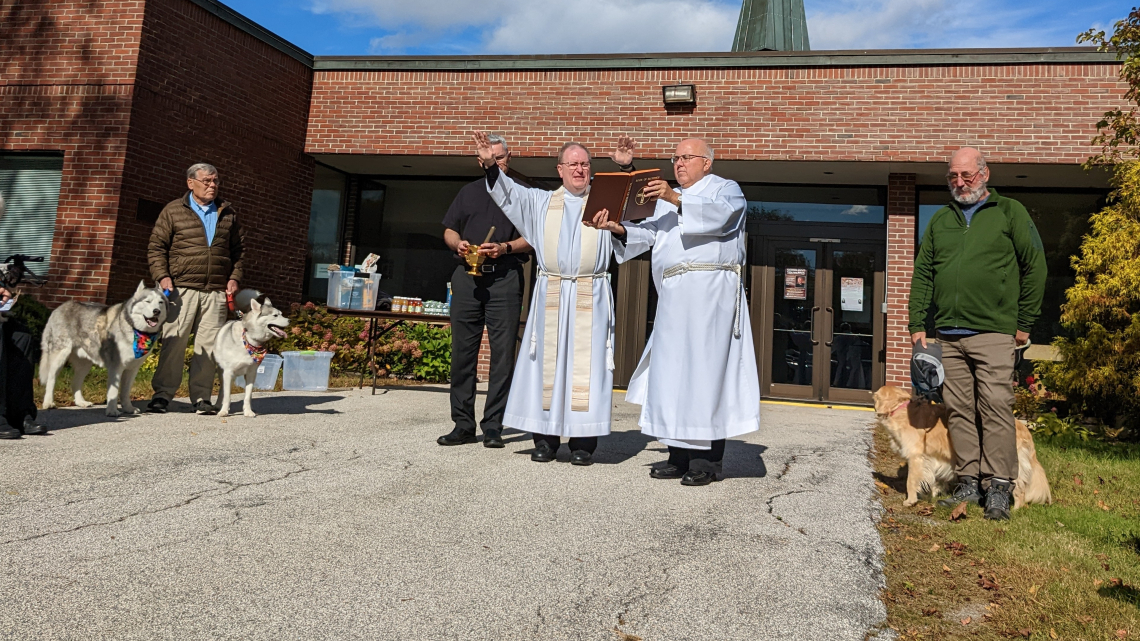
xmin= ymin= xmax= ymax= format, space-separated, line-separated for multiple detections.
xmin=662 ymin=84 xmax=696 ymax=106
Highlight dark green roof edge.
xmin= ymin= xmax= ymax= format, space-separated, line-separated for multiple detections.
xmin=313 ymin=47 xmax=1118 ymax=71
xmin=186 ymin=0 xmax=313 ymax=67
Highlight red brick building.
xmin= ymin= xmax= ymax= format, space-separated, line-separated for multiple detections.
xmin=1 ymin=0 xmax=1126 ymax=403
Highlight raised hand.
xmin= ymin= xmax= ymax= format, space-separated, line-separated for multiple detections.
xmin=472 ymin=130 xmax=496 ymax=168
xmin=612 ymin=135 xmax=636 ymax=167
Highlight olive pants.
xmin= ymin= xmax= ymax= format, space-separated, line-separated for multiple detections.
xmin=151 ymin=288 xmax=227 ymax=405
xmin=938 ymin=332 xmax=1018 ymax=481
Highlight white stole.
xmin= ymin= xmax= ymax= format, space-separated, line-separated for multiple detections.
xmin=539 ymin=187 xmax=600 ymax=412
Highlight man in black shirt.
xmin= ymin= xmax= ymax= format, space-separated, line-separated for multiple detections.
xmin=437 ymin=134 xmax=533 ymax=449
xmin=0 ymin=286 xmax=46 ymax=439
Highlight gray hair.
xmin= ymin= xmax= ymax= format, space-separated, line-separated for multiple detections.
xmin=557 ymin=142 xmax=591 ymax=164
xmin=486 ymin=134 xmax=509 ymax=153
xmin=186 ymin=163 xmax=218 ymax=180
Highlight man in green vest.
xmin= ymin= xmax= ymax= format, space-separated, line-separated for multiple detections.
xmin=908 ymin=147 xmax=1047 ymax=521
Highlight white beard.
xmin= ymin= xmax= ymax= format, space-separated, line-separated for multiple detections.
xmin=952 ymin=182 xmax=988 ymax=206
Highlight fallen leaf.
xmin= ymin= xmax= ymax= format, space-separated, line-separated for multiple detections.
xmin=5 ymin=491 xmax=16 ymax=495
xmin=1050 ymin=629 xmax=1058 ymax=639
xmin=1019 ymin=629 xmax=1032 ymax=638
xmin=875 ymin=480 xmax=891 ymax=494
xmin=1098 ymin=476 xmax=1105 ymax=485
xmin=1096 ymin=554 xmax=1109 ymax=561
xmin=928 ymin=543 xmax=941 ymax=553
xmin=1073 ymin=475 xmax=1083 ymax=485
xmin=917 ymin=505 xmax=933 ymax=516
xmin=1029 ymin=584 xmax=1039 ymax=595
xmin=1098 ymin=500 xmax=1111 ymax=511
xmin=1117 ymin=631 xmax=1127 ymax=640
xmin=943 ymin=564 xmax=952 ymax=573
xmin=950 ymin=502 xmax=969 ymax=522
xmin=922 ymin=607 xmax=939 ymax=617
xmin=978 ymin=575 xmax=1000 ymax=590
xmin=1094 ymin=579 xmax=1104 ymax=588
xmin=961 ymin=617 xmax=972 ymax=625
xmin=906 ymin=535 xmax=917 ymax=541
xmin=1110 ymin=578 xmax=1123 ymax=587
xmin=1076 ymin=616 xmax=1094 ymax=624
xmin=1061 ymin=566 xmax=1070 ymax=572
xmin=190 ymin=431 xmax=198 ymax=436
xmin=1103 ymin=563 xmax=1111 ymax=571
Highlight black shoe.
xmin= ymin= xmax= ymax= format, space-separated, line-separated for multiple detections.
xmin=437 ymin=428 xmax=477 ymax=446
xmin=937 ymin=476 xmax=983 ymax=508
xmin=570 ymin=450 xmax=593 ymax=466
xmin=984 ymin=478 xmax=1013 ymax=521
xmin=21 ymin=416 xmax=47 ymax=436
xmin=482 ymin=430 xmax=505 ymax=449
xmin=194 ymin=400 xmax=217 ymax=416
xmin=0 ymin=419 xmax=20 ymax=440
xmin=147 ymin=398 xmax=169 ymax=414
xmin=530 ymin=441 xmax=555 ymax=463
xmin=650 ymin=464 xmax=686 ymax=479
xmin=680 ymin=469 xmax=717 ymax=486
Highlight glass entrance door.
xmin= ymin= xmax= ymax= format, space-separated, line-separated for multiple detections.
xmin=751 ymin=238 xmax=885 ymax=404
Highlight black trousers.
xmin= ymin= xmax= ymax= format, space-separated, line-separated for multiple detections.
xmin=449 ymin=265 xmax=523 ymax=435
xmin=0 ymin=319 xmax=38 ymax=427
xmin=533 ymin=433 xmax=598 ymax=454
xmin=667 ymin=440 xmax=726 ymax=475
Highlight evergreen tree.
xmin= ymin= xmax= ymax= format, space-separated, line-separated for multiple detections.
xmin=1041 ymin=9 xmax=1140 ymax=433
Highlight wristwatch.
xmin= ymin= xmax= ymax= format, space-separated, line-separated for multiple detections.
xmin=503 ymin=242 xmax=512 ymax=255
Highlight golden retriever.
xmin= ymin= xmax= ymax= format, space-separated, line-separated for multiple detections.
xmin=872 ymin=385 xmax=1052 ymax=509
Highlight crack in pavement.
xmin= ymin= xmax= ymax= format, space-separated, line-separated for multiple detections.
xmin=1 ymin=462 xmax=310 ymax=546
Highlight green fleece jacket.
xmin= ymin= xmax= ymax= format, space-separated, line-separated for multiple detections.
xmin=908 ymin=189 xmax=1047 ymax=336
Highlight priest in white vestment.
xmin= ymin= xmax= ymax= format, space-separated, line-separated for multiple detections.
xmin=473 ymin=132 xmax=633 ymax=466
xmin=588 ymin=138 xmax=760 ymax=485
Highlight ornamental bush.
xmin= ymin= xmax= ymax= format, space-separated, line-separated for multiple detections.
xmin=279 ymin=302 xmax=451 ymax=382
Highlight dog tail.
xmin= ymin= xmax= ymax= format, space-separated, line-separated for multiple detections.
xmin=233 ymin=288 xmax=263 ymax=314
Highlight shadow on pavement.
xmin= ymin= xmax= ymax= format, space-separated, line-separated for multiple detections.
xmin=242 ymin=395 xmax=343 ymax=415
xmin=721 ymin=442 xmax=769 ymax=479
xmin=507 ymin=427 xmax=653 ymax=465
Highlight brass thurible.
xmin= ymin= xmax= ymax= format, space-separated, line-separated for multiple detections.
xmin=465 ymin=226 xmax=496 ymax=276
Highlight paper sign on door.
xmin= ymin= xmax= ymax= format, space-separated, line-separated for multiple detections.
xmin=784 ymin=268 xmax=807 ymax=300
xmin=840 ymin=277 xmax=864 ymax=312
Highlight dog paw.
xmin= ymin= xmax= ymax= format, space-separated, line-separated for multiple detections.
xmin=243 ymin=410 xmax=257 ymax=418
xmin=903 ymin=498 xmax=918 ymax=507
xmin=121 ymin=405 xmax=141 ymax=415
xmin=105 ymin=408 xmax=121 ymax=417
xmin=217 ymin=409 xmax=230 ymax=418
xmin=74 ymin=399 xmax=93 ymax=408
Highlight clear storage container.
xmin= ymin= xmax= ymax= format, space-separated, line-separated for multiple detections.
xmin=282 ymin=350 xmax=334 ymax=391
xmin=326 ymin=268 xmax=355 ymax=309
xmin=353 ymin=273 xmax=383 ymax=310
xmin=234 ymin=353 xmax=283 ymax=391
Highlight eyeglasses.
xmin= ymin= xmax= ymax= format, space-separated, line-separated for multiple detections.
xmin=671 ymin=154 xmax=707 ymax=164
xmin=191 ymin=177 xmax=221 ymax=186
xmin=559 ymin=162 xmax=591 ymax=170
xmin=945 ymin=170 xmax=985 ymax=183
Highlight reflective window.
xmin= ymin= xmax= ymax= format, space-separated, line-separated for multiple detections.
xmin=305 ymin=165 xmax=346 ymax=303
xmin=743 ymin=185 xmax=884 ymax=229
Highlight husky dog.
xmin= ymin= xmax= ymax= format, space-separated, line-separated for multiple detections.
xmin=213 ymin=290 xmax=288 ymax=417
xmin=40 ymin=281 xmax=168 ymax=417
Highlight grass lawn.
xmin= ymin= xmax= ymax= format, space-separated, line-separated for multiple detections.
xmin=872 ymin=424 xmax=1140 ymax=640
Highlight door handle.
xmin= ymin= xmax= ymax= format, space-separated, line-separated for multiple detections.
xmin=824 ymin=307 xmax=834 ymax=347
xmin=810 ymin=306 xmax=820 ymax=345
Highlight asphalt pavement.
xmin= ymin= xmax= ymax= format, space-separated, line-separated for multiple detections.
xmin=0 ymin=386 xmax=889 ymax=640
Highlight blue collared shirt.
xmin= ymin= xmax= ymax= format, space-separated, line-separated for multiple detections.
xmin=188 ymin=192 xmax=218 ymax=245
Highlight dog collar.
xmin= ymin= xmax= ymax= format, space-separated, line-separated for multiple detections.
xmin=888 ymin=400 xmax=911 ymax=416
xmin=132 ymin=328 xmax=160 ymax=360
xmin=243 ymin=329 xmax=268 ymax=365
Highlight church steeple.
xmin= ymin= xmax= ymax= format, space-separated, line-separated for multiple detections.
xmin=732 ymin=0 xmax=810 ymax=52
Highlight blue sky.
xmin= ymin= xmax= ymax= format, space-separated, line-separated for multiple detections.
xmin=228 ymin=0 xmax=1128 ymax=56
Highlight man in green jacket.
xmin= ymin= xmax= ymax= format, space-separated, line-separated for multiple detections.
xmin=909 ymin=147 xmax=1046 ymax=521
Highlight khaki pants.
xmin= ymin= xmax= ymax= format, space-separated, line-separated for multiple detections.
xmin=152 ymin=287 xmax=227 ymax=405
xmin=939 ymin=332 xmax=1018 ymax=481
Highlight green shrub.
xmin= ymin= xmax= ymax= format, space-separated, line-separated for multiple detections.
xmin=280 ymin=302 xmax=451 ymax=382
xmin=10 ymin=294 xmax=49 ymax=347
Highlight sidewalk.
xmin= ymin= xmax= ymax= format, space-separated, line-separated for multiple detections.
xmin=1 ymin=388 xmax=887 ymax=640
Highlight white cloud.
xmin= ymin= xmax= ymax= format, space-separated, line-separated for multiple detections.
xmin=318 ymin=0 xmax=738 ymax=54
xmin=840 ymin=204 xmax=870 ymax=216
xmin=805 ymin=0 xmax=1099 ymax=50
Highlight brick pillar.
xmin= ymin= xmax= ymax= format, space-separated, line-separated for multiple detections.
xmin=476 ymin=328 xmax=491 ymax=383
xmin=886 ymin=174 xmax=917 ymax=390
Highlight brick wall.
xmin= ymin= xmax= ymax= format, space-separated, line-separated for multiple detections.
xmin=886 ymin=173 xmax=917 ymax=390
xmin=306 ymin=63 xmax=1124 ymax=164
xmin=476 ymin=328 xmax=491 ymax=383
xmin=0 ymin=0 xmax=146 ymax=305
xmin=111 ymin=0 xmax=314 ymax=304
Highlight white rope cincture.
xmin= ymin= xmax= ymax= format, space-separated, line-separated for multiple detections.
xmin=662 ymin=262 xmax=744 ymax=339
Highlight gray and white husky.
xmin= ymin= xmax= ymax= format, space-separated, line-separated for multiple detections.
xmin=40 ymin=281 xmax=168 ymax=416
xmin=213 ymin=291 xmax=289 ymax=418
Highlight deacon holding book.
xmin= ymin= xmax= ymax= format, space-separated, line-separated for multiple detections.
xmin=587 ymin=138 xmax=760 ymax=486
xmin=472 ymin=131 xmax=633 ymax=465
